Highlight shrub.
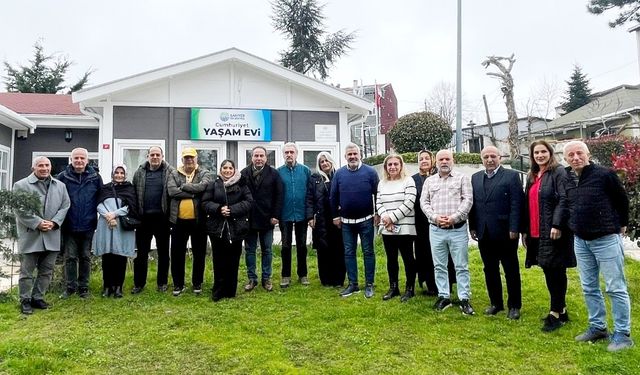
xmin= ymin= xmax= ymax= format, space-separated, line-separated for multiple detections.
xmin=388 ymin=111 xmax=453 ymax=153
xmin=585 ymin=135 xmax=626 ymax=167
xmin=0 ymin=190 xmax=41 ymax=281
xmin=364 ymin=152 xmax=480 ymax=166
xmin=612 ymin=138 xmax=640 ymax=245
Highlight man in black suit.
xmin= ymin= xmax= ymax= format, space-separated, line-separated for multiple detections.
xmin=469 ymin=146 xmax=524 ymax=320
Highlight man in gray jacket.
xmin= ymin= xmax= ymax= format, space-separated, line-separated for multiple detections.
xmin=13 ymin=156 xmax=70 ymax=314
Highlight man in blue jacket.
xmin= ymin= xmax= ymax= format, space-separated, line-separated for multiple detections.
xmin=277 ymin=142 xmax=311 ymax=288
xmin=57 ymin=148 xmax=103 ymax=299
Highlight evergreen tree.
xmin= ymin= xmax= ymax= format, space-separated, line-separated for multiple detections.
xmin=561 ymin=65 xmax=592 ymax=114
xmin=388 ymin=111 xmax=453 ymax=154
xmin=587 ymin=0 xmax=640 ymax=28
xmin=3 ymin=41 xmax=91 ymax=94
xmin=271 ymin=0 xmax=356 ymax=80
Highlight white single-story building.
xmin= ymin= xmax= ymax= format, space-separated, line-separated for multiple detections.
xmin=70 ymin=47 xmax=372 ymax=179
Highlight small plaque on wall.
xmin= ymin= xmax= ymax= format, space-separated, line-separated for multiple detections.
xmin=315 ymin=124 xmax=336 ymax=142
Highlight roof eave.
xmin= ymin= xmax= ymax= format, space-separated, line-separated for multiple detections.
xmin=0 ymin=104 xmax=37 ymax=132
xmin=73 ymin=48 xmax=373 ymax=113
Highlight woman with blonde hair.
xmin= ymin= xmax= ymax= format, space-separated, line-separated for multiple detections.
xmin=306 ymin=152 xmax=346 ymax=286
xmin=523 ymin=140 xmax=575 ymax=332
xmin=376 ymin=154 xmax=417 ymax=301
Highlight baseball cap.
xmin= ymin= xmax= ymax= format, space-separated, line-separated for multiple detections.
xmin=182 ymin=148 xmax=197 ymax=158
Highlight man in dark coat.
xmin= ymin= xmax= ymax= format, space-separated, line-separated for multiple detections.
xmin=240 ymin=146 xmax=284 ymax=292
xmin=56 ymin=148 xmax=103 ymax=299
xmin=563 ymin=140 xmax=633 ymax=352
xmin=131 ymin=146 xmax=174 ymax=294
xmin=469 ymin=146 xmax=524 ymax=320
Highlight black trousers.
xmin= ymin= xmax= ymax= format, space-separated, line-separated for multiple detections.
xmin=478 ymin=238 xmax=522 ymax=309
xmin=210 ymin=234 xmax=243 ymax=301
xmin=280 ymin=220 xmax=309 ymax=278
xmin=542 ymin=266 xmax=568 ymax=313
xmin=170 ymin=219 xmax=208 ymax=288
xmin=527 ymin=238 xmax=568 ymax=313
xmin=415 ymin=228 xmax=457 ymax=291
xmin=383 ymin=235 xmax=416 ymax=288
xmin=316 ymin=222 xmax=346 ymax=287
xmin=134 ymin=213 xmax=170 ymax=288
xmin=101 ymin=253 xmax=127 ymax=288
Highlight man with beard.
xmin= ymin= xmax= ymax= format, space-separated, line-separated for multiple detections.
xmin=420 ymin=149 xmax=475 ymax=315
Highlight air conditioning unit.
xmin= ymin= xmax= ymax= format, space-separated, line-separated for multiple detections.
xmin=16 ymin=130 xmax=28 ymax=139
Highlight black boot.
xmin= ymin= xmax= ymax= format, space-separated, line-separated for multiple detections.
xmin=102 ymin=286 xmax=112 ymax=298
xmin=400 ymin=285 xmax=415 ymax=302
xmin=113 ymin=286 xmax=123 ymax=298
xmin=382 ymin=282 xmax=400 ymax=301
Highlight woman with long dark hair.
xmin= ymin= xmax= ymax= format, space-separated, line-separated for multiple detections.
xmin=94 ymin=164 xmax=138 ymax=298
xmin=306 ymin=152 xmax=346 ymax=287
xmin=523 ymin=140 xmax=575 ymax=332
xmin=202 ymin=159 xmax=253 ymax=302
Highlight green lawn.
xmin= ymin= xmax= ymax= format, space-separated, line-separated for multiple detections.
xmin=1 ymin=240 xmax=639 ymax=374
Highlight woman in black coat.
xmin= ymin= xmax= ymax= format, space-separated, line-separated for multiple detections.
xmin=202 ymin=159 xmax=253 ymax=301
xmin=523 ymin=140 xmax=575 ymax=332
xmin=306 ymin=152 xmax=345 ymax=287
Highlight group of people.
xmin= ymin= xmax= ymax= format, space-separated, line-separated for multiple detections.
xmin=13 ymin=140 xmax=632 ymax=351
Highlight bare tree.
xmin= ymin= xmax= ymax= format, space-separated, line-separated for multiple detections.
xmin=482 ymin=54 xmax=519 ymax=159
xmin=424 ymin=81 xmax=456 ymax=126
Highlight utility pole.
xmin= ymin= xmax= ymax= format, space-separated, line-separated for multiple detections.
xmin=455 ymin=0 xmax=462 ymax=152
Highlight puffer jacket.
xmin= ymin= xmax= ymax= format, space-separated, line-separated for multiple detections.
xmin=202 ymin=175 xmax=253 ymax=242
xmin=166 ymin=166 xmax=213 ymax=224
xmin=523 ymin=165 xmax=575 ymax=269
xmin=132 ymin=160 xmax=173 ymax=215
xmin=306 ymin=172 xmax=333 ymax=249
xmin=56 ymin=164 xmax=103 ymax=232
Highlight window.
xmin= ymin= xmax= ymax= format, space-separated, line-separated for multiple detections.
xmin=237 ymin=142 xmax=284 ymax=170
xmin=176 ymin=140 xmax=226 ymax=176
xmin=32 ymin=151 xmax=99 ymax=177
xmin=0 ymin=145 xmax=9 ymax=190
xmin=113 ymin=139 xmax=166 ymax=181
xmin=295 ymin=142 xmax=340 ymax=171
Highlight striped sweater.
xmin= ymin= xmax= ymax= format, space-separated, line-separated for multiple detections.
xmin=376 ymin=176 xmax=417 ymax=236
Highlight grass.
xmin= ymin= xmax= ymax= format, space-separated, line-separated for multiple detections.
xmin=1 ymin=239 xmax=639 ymax=374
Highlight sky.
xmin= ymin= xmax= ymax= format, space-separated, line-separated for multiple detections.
xmin=0 ymin=0 xmax=637 ymax=124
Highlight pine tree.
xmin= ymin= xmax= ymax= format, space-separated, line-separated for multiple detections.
xmin=3 ymin=41 xmax=91 ymax=94
xmin=587 ymin=0 xmax=640 ymax=28
xmin=271 ymin=0 xmax=356 ymax=80
xmin=561 ymin=65 xmax=592 ymax=114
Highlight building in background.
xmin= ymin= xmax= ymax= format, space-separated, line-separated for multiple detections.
xmin=0 ymin=93 xmax=98 ymax=184
xmin=345 ymin=82 xmax=398 ymax=157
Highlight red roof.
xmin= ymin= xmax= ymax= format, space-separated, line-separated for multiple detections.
xmin=0 ymin=93 xmax=82 ymax=115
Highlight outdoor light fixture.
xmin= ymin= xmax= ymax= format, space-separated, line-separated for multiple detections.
xmin=64 ymin=130 xmax=73 ymax=143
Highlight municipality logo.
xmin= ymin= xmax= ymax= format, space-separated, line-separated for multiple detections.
xmin=219 ymin=112 xmax=230 ymax=122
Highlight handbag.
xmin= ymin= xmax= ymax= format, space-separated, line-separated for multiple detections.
xmin=111 ymin=185 xmax=141 ymax=231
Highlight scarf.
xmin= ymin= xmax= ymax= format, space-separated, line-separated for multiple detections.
xmin=98 ymin=181 xmax=139 ymax=217
xmin=221 ymin=170 xmax=241 ymax=187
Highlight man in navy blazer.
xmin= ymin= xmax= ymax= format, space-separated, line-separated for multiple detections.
xmin=469 ymin=146 xmax=524 ymax=320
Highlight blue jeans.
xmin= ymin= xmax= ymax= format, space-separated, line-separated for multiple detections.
xmin=342 ymin=218 xmax=376 ymax=285
xmin=574 ymin=234 xmax=631 ymax=335
xmin=245 ymin=228 xmax=274 ymax=281
xmin=429 ymin=224 xmax=471 ymax=300
xmin=63 ymin=231 xmax=94 ymax=290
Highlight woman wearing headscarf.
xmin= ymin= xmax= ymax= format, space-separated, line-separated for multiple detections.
xmin=306 ymin=152 xmax=346 ymax=287
xmin=202 ymin=159 xmax=253 ymax=301
xmin=523 ymin=140 xmax=575 ymax=332
xmin=94 ymin=164 xmax=138 ymax=298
